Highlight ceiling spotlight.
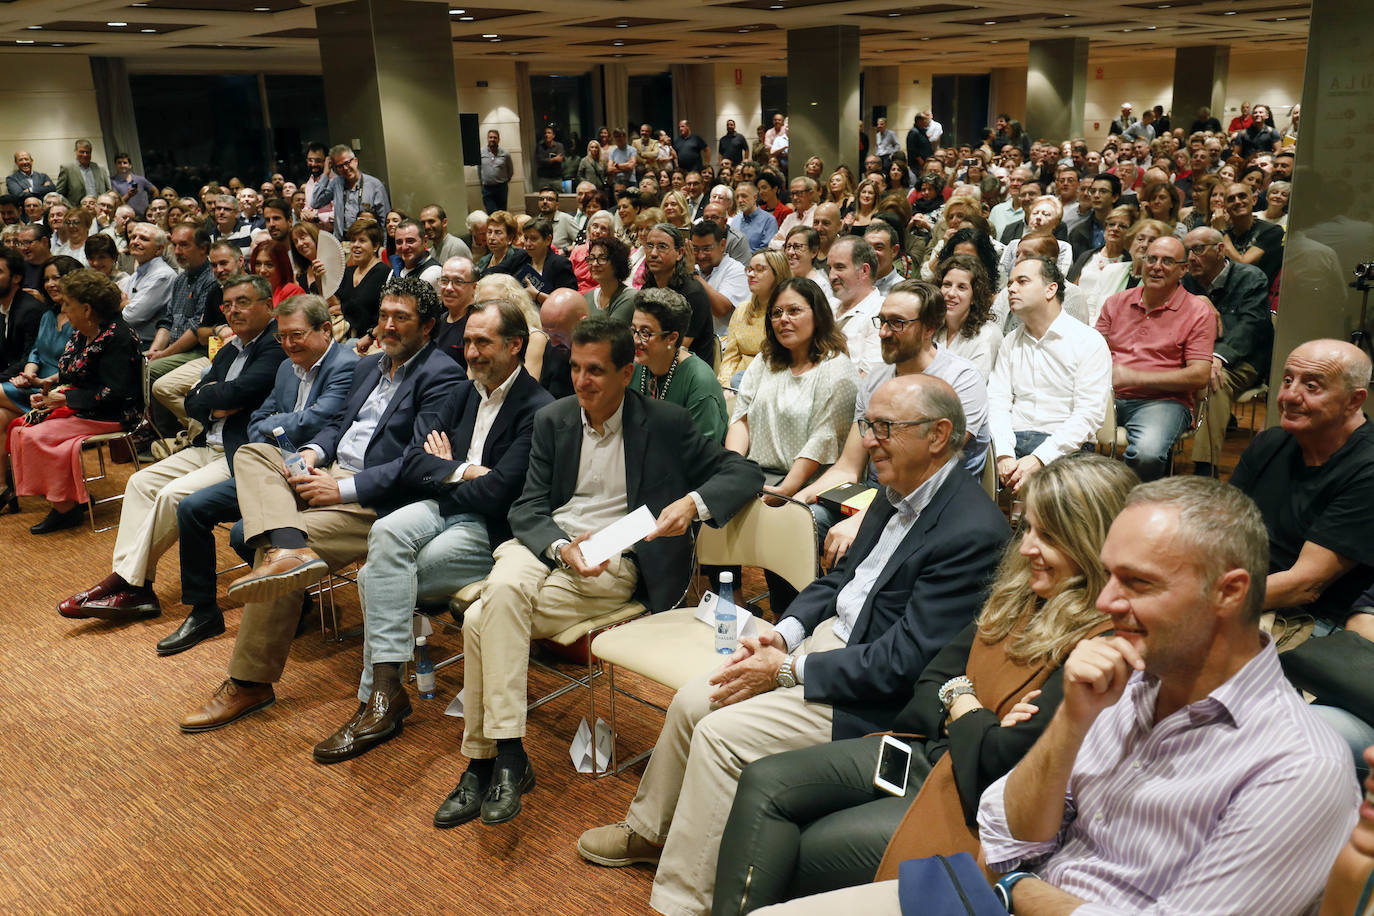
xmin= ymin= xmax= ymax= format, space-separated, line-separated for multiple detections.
xmin=984 ymin=19 xmax=996 ymax=24
xmin=52 ymin=42 xmax=65 ymax=46
xmin=449 ymin=7 xmax=465 ymax=13
xmin=141 ymin=27 xmax=157 ymax=32
xmin=616 ymin=21 xmax=629 ymax=28
xmin=1223 ymin=9 xmax=1236 ymax=13
xmin=459 ymin=15 xmax=473 ymax=20
xmin=888 ymin=11 xmax=900 ymax=16
xmin=254 ymin=5 xmax=270 ymax=9
xmin=1275 ymin=16 xmax=1286 ymax=20
xmin=17 ymin=39 xmax=35 ymax=44
xmin=1122 ymin=27 xmax=1132 ymax=31
xmin=989 ymin=39 xmax=999 ymax=43
xmin=482 ymin=32 xmax=497 ymax=38
xmin=770 ymin=2 xmax=784 ymax=7
xmin=26 ymin=25 xmax=41 ymax=29
xmin=107 ymin=21 xmax=129 ymax=26
xmin=613 ymin=39 xmax=624 ymax=45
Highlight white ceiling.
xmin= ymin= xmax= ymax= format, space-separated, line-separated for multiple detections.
xmin=0 ymin=0 xmax=1311 ymax=73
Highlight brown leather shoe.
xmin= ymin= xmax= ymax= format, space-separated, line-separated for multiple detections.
xmin=180 ymin=679 xmax=276 ymax=733
xmin=57 ymin=573 xmax=127 ymax=618
xmin=81 ymin=587 xmax=162 ymax=620
xmin=313 ymin=686 xmax=412 ymax=764
xmin=312 ymin=701 xmax=368 ymax=764
xmin=227 ymin=547 xmax=328 ymax=603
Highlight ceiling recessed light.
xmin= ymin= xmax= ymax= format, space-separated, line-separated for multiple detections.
xmin=449 ymin=7 xmax=465 ymax=13
xmin=984 ymin=19 xmax=996 ymax=24
xmin=770 ymin=2 xmax=784 ymax=7
xmin=52 ymin=42 xmax=64 ymax=46
xmin=919 ymin=36 xmax=930 ymax=40
xmin=459 ymin=15 xmax=473 ymax=20
xmin=989 ymin=39 xmax=999 ymax=43
xmin=17 ymin=39 xmax=35 ymax=44
xmin=26 ymin=25 xmax=41 ymax=30
xmin=1223 ymin=9 xmax=1236 ymax=13
xmin=1275 ymin=16 xmax=1286 ymax=20
xmin=482 ymin=32 xmax=497 ymax=38
xmin=1146 ymin=25 xmax=1156 ymax=29
xmin=253 ymin=5 xmax=270 ymax=10
xmin=1122 ymin=27 xmax=1131 ymax=31
xmin=613 ymin=53 xmax=624 ymax=57
xmin=612 ymin=39 xmax=624 ymax=45
xmin=888 ymin=11 xmax=900 ymax=16
xmin=107 ymin=21 xmax=129 ymax=27
xmin=141 ymin=27 xmax=158 ymax=32
xmin=615 ymin=21 xmax=629 ymax=28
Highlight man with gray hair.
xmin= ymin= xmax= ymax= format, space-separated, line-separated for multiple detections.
xmin=55 ymin=139 xmax=110 ymax=202
xmin=577 ymin=373 xmax=1009 ymax=916
xmin=209 ymin=194 xmax=252 ymax=248
xmin=123 ymin=222 xmax=178 ymax=348
xmin=1181 ymin=225 xmax=1274 ymax=477
xmin=826 ymin=235 xmax=884 ymax=376
xmin=313 ymin=297 xmax=554 ymax=764
xmin=310 ymin=144 xmax=391 ymax=239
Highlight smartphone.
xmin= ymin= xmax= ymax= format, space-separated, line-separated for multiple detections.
xmin=873 ymin=734 xmax=912 ymax=797
xmin=963 ymin=158 xmax=979 ymax=166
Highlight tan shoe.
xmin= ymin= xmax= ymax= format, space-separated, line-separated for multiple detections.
xmin=576 ymin=821 xmax=662 ymax=867
xmin=180 ymin=679 xmax=275 ymax=733
xmin=227 ymin=547 xmax=328 ymax=603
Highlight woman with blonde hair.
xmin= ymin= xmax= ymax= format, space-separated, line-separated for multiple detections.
xmin=843 ymin=179 xmax=882 ymax=234
xmin=712 ymin=453 xmax=1138 ymax=914
xmin=659 ymin=189 xmax=691 ymax=231
xmin=718 ymin=247 xmax=789 ymax=387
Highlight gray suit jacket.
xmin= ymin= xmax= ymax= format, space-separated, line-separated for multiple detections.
xmin=55 ymin=161 xmax=111 ymax=202
xmin=509 ymin=390 xmax=764 ymax=612
xmin=6 ymin=170 xmax=56 ymax=197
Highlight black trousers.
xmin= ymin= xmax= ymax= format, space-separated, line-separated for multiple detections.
xmin=175 ymin=476 xmax=242 ymax=611
xmin=711 ymin=735 xmax=933 ymax=915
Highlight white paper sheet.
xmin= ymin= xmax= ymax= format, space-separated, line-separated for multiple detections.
xmin=444 ymin=686 xmax=466 ymax=718
xmin=579 ymin=504 xmax=658 ymax=568
xmin=694 ymin=592 xmax=760 ymax=641
xmin=570 ymin=717 xmax=614 ymax=773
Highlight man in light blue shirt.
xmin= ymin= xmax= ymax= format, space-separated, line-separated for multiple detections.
xmin=728 ymin=182 xmax=777 ymax=254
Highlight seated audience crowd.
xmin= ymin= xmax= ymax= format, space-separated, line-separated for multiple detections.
xmin=4 ymin=107 xmax=1371 ymax=915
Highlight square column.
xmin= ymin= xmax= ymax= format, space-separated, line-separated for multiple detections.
xmin=315 ymin=0 xmax=466 ymax=217
xmin=1171 ymin=46 xmax=1230 ymax=132
xmin=1025 ymin=38 xmax=1088 ymax=142
xmin=787 ymin=26 xmax=861 ymax=175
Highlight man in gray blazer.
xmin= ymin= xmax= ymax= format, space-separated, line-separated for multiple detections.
xmin=6 ymin=150 xmax=56 ymax=198
xmin=55 ymin=139 xmax=111 ymax=202
xmin=433 ymin=315 xmax=764 ymax=829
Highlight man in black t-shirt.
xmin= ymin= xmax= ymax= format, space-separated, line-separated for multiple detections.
xmin=673 ymin=120 xmax=710 ymax=173
xmin=1219 ymin=183 xmax=1284 ymax=285
xmin=717 ymin=119 xmax=748 ymax=167
xmin=1230 ymin=339 xmax=1374 ymax=629
xmin=533 ymin=126 xmax=565 ymax=193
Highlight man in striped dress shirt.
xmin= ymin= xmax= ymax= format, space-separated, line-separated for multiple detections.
xmin=978 ymin=477 xmax=1358 ymax=915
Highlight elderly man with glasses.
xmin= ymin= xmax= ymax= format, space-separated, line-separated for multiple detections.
xmin=576 ymin=373 xmax=1008 ymax=916
xmin=309 ymin=144 xmax=391 ymax=239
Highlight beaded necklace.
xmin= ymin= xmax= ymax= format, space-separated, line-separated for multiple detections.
xmin=640 ymin=353 xmax=679 ymax=400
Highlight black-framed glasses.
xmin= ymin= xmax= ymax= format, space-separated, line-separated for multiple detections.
xmin=630 ymin=326 xmax=663 ymax=341
xmin=273 ymin=329 xmax=319 ymax=344
xmin=858 ymin=416 xmax=935 ymax=440
xmin=873 ymin=315 xmax=919 ymax=332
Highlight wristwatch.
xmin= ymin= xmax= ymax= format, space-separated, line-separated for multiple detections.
xmin=938 ymin=675 xmax=976 ymax=710
xmin=775 ymin=654 xmax=797 ymax=689
xmin=994 ymin=871 xmax=1036 ymax=913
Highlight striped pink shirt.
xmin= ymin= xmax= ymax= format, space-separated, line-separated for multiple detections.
xmin=978 ymin=636 xmax=1359 ymax=915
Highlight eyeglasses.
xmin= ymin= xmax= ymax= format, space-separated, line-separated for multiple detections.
xmin=1143 ymin=255 xmax=1181 ymax=267
xmin=858 ymin=416 xmax=934 ymax=440
xmin=439 ymin=276 xmax=475 ymax=287
xmin=630 ymin=327 xmax=663 ymax=341
xmin=769 ymin=306 xmax=809 ymax=321
xmin=586 ymin=254 xmax=609 ymax=264
xmin=273 ymin=329 xmax=320 ymax=344
xmin=223 ymin=296 xmax=265 ymax=311
xmin=872 ymin=314 xmax=919 ymax=332
xmin=689 ymin=244 xmax=719 ymax=256
xmin=1184 ymin=244 xmax=1218 ymax=256
xmin=643 ymin=242 xmax=675 ymax=254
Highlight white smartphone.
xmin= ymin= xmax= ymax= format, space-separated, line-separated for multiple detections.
xmin=873 ymin=734 xmax=912 ymax=797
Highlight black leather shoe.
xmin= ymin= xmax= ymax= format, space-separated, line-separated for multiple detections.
xmin=313 ymin=686 xmax=411 ymax=764
xmin=481 ymin=759 xmax=535 ymax=825
xmin=312 ymin=702 xmax=367 ymax=764
xmin=30 ymin=505 xmax=85 ymax=535
xmin=434 ymin=770 xmax=489 ymax=829
xmin=156 ymin=609 xmax=226 ymax=656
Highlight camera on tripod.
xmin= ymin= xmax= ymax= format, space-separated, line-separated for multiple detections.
xmin=1354 ymin=261 xmax=1374 ymax=292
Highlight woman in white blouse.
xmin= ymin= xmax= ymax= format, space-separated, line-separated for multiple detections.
xmin=726 ymin=275 xmax=859 ymax=609
xmin=938 ymin=254 xmax=1001 ymax=380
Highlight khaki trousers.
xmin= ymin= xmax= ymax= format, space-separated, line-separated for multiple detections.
xmin=1191 ymin=361 xmax=1261 ymax=465
xmin=460 ymin=538 xmax=637 ymax=759
xmin=226 ymin=443 xmax=375 ymax=684
xmin=630 ymin=620 xmax=843 ymax=916
xmin=111 ymin=445 xmax=229 ymax=587
xmin=151 ymin=356 xmax=210 ymax=436
xmin=752 ymin=879 xmax=901 ymax=915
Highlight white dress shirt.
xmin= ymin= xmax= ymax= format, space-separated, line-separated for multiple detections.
xmin=832 ymin=287 xmax=883 ymax=377
xmin=447 ymin=365 xmax=521 ymax=481
xmin=205 ymin=329 xmax=266 ymax=447
xmin=987 ymin=308 xmax=1112 ymax=465
xmin=699 ymin=256 xmax=750 ymax=337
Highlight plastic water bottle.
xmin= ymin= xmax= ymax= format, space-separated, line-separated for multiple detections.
xmin=715 ymin=572 xmax=738 ymax=655
xmin=273 ymin=425 xmax=309 ymax=478
xmin=415 ymin=636 xmax=436 ymax=699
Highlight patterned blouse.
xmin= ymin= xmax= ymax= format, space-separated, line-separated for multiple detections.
xmin=59 ymin=317 xmax=144 ymax=427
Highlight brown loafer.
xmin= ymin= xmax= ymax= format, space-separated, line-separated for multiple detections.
xmin=58 ymin=573 xmax=127 ymax=618
xmin=312 ymin=701 xmax=368 ymax=764
xmin=81 ymin=587 xmax=162 ymax=620
xmin=180 ymin=679 xmax=276 ymax=733
xmin=227 ymin=547 xmax=328 ymax=603
xmin=313 ymin=685 xmax=412 ymax=764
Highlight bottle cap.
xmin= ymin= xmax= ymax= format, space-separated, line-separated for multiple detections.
xmin=416 ymin=636 xmax=428 ymax=646
xmin=719 ymin=571 xmax=733 ymax=584
xmin=272 ymin=426 xmax=285 ymax=437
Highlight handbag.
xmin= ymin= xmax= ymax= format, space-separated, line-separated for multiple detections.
xmin=1279 ymin=628 xmax=1374 ymax=729
xmin=897 ymin=852 xmax=1004 ymax=916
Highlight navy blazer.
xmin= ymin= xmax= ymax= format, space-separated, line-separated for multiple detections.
xmin=7 ymin=170 xmax=56 ymax=198
xmin=509 ymin=390 xmax=764 ymax=612
xmin=781 ymin=466 xmax=1010 ymax=740
xmin=184 ymin=320 xmax=287 ymax=466
xmin=247 ymin=341 xmax=359 ymax=445
xmin=402 ymin=367 xmax=554 ymax=545
xmin=1 ymin=291 xmax=45 ymax=379
xmin=1183 ymin=261 xmax=1274 ymax=376
xmin=306 ymin=342 xmax=463 ymax=514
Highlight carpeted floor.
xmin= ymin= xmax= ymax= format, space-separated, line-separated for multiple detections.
xmin=0 ymin=423 xmax=1256 ymax=914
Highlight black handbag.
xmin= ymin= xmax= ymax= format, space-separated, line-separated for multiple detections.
xmin=1280 ymin=629 xmax=1374 ymax=729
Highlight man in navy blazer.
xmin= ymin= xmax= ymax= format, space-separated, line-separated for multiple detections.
xmin=156 ymin=295 xmax=359 ymax=656
xmin=433 ymin=316 xmax=763 ymax=829
xmin=576 ymin=375 xmax=1009 ymax=916
xmin=179 ymin=276 xmax=462 ymax=733
xmin=6 ymin=150 xmax=57 ymax=198
xmin=57 ymin=273 xmax=285 ymax=623
xmin=313 ymin=298 xmax=555 ymax=764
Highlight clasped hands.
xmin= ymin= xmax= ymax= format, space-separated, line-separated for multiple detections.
xmin=708 ymin=631 xmax=789 ymax=707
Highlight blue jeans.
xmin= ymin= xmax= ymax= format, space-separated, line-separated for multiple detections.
xmin=1114 ymin=398 xmax=1191 ymax=481
xmin=1014 ymin=430 xmax=1050 ymax=458
xmin=355 ymin=500 xmax=493 ymax=701
xmin=481 ymin=183 xmax=509 ymax=214
xmin=1312 ymin=705 xmax=1374 ymax=780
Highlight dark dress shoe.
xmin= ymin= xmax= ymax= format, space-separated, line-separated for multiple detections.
xmin=481 ymin=759 xmax=536 ymax=825
xmin=58 ymin=574 xmax=126 ymax=618
xmin=312 ymin=702 xmax=368 ymax=764
xmin=434 ymin=770 xmax=489 ymax=829
xmin=81 ymin=587 xmax=162 ymax=620
xmin=179 ymin=679 xmax=275 ymax=733
xmin=30 ymin=505 xmax=85 ymax=535
xmin=156 ymin=609 xmax=225 ymax=656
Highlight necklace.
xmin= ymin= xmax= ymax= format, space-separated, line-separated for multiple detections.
xmin=640 ymin=353 xmax=679 ymax=400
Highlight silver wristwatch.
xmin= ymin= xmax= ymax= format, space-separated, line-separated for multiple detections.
xmin=776 ymin=654 xmax=797 ymax=689
xmin=938 ymin=675 xmax=976 ymax=710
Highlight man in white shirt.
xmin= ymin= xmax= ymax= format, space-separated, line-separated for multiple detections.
xmin=393 ymin=220 xmax=442 ymax=291
xmin=922 ymin=111 xmax=944 ymax=148
xmin=123 ymin=222 xmax=178 ymax=348
xmin=825 ymin=236 xmax=883 ymax=376
xmin=769 ymin=177 xmax=817 ymax=249
xmin=990 ymin=257 xmax=1111 ymax=492
xmin=862 ymin=221 xmax=903 ymax=296
xmin=691 ymin=220 xmax=749 ymax=337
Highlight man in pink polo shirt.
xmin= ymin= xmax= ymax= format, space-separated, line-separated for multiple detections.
xmin=1096 ymin=236 xmax=1214 ymax=480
